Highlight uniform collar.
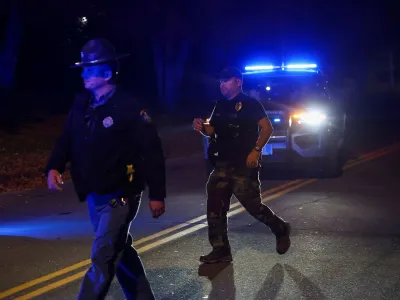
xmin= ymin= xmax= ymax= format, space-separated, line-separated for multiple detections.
xmin=231 ymin=92 xmax=245 ymax=101
xmin=90 ymin=86 xmax=116 ymax=108
xmin=220 ymin=92 xmax=244 ymax=103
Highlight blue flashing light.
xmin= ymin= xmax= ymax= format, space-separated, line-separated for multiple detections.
xmin=286 ymin=63 xmax=317 ymax=69
xmin=244 ymin=65 xmax=275 ymax=71
xmin=266 ymin=86 xmax=271 ymax=91
xmin=274 ymin=118 xmax=281 ymax=122
xmin=284 ymin=68 xmax=318 ymax=73
xmin=244 ymin=63 xmax=318 ymax=74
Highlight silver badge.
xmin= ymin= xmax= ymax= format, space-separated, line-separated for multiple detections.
xmin=103 ymin=116 xmax=114 ymax=128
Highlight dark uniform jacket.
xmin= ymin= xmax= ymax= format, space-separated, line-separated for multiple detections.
xmin=45 ymin=88 xmax=166 ymax=202
xmin=208 ymin=92 xmax=268 ymax=167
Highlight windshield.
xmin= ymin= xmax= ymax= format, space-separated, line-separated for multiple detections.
xmin=243 ymin=72 xmax=327 ymax=104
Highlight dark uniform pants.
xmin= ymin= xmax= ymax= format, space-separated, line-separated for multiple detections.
xmin=206 ymin=163 xmax=277 ymax=249
xmin=78 ymin=193 xmax=155 ymax=300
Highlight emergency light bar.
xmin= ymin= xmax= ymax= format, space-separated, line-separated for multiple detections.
xmin=286 ymin=64 xmax=317 ymax=69
xmin=244 ymin=63 xmax=317 ymax=71
xmin=244 ymin=65 xmax=275 ymax=71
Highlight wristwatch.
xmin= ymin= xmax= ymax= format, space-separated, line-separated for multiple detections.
xmin=254 ymin=145 xmax=262 ymax=152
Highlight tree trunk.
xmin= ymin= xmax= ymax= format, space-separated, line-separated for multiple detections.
xmin=0 ymin=1 xmax=23 ymax=89
xmin=152 ymin=7 xmax=190 ymax=113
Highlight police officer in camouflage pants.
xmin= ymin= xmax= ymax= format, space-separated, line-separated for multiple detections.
xmin=193 ymin=66 xmax=291 ymax=264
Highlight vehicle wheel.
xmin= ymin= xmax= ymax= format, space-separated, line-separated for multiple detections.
xmin=320 ymin=149 xmax=342 ymax=178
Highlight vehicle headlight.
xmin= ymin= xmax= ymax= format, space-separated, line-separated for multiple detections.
xmin=291 ymin=110 xmax=326 ymax=125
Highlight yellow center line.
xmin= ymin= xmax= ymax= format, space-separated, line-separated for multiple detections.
xmin=343 ymin=146 xmax=400 ymax=170
xmin=0 ymin=180 xmax=303 ymax=299
xmin=1 ymin=143 xmax=399 ymax=299
xmin=137 ymin=179 xmax=317 ymax=254
xmin=13 ymin=271 xmax=88 ymax=300
xmin=343 ymin=144 xmax=399 ymax=165
xmin=12 ymin=178 xmax=316 ymax=300
xmin=134 ymin=178 xmax=304 ymax=247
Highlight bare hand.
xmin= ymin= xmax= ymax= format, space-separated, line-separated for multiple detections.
xmin=246 ymin=150 xmax=260 ymax=168
xmin=149 ymin=200 xmax=166 ymax=218
xmin=192 ymin=118 xmax=205 ymax=132
xmin=47 ymin=169 xmax=64 ymax=191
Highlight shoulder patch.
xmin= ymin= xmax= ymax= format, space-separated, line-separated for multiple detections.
xmin=140 ymin=109 xmax=152 ymax=123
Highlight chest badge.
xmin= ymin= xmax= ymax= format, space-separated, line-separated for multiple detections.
xmin=235 ymin=102 xmax=242 ymax=112
xmin=103 ymin=116 xmax=114 ymax=128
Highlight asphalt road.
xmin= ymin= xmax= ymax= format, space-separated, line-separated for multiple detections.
xmin=1 ymin=116 xmax=400 ymax=300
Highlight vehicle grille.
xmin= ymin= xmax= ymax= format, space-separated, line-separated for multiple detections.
xmin=265 ymin=110 xmax=288 ymax=137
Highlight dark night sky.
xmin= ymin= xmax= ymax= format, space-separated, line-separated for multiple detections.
xmin=1 ymin=0 xmax=399 ymax=112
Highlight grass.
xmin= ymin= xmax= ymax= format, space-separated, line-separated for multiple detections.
xmin=0 ymin=115 xmax=72 ymax=193
xmin=0 ymin=114 xmax=202 ymax=194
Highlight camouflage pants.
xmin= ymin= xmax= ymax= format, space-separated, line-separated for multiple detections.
xmin=206 ymin=163 xmax=277 ymax=249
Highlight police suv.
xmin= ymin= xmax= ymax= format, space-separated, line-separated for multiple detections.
xmin=203 ymin=63 xmax=347 ymax=177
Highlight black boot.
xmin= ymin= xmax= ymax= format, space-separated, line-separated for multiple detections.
xmin=200 ymin=247 xmax=233 ymax=264
xmin=275 ymin=221 xmax=291 ymax=254
xmin=267 ymin=215 xmax=291 ymax=255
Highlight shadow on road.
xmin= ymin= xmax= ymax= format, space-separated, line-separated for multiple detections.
xmin=198 ymin=262 xmax=236 ymax=300
xmin=284 ymin=264 xmax=326 ymax=299
xmin=254 ymin=263 xmax=285 ymax=300
xmin=198 ymin=262 xmax=288 ymax=300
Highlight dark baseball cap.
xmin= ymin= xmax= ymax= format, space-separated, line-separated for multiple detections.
xmin=218 ymin=66 xmax=243 ymax=81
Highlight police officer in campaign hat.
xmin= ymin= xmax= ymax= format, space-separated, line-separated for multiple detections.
xmin=45 ymin=38 xmax=166 ymax=299
xmin=193 ymin=66 xmax=291 ymax=264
